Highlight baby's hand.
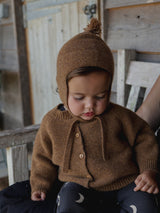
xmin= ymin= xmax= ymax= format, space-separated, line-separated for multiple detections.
xmin=134 ymin=170 xmax=159 ymax=194
xmin=31 ymin=191 xmax=46 ymax=201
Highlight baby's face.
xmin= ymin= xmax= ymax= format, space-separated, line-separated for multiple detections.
xmin=68 ymin=71 xmax=110 ymax=120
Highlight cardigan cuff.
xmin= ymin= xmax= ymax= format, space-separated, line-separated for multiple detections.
xmin=139 ymin=159 xmax=158 ymax=173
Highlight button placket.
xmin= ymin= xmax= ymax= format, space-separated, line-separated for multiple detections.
xmin=74 ymin=128 xmax=86 ymax=161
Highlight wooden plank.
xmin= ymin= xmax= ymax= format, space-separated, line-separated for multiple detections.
xmin=77 ymin=0 xmax=88 ymax=33
xmin=136 ymin=52 xmax=160 ymax=63
xmin=105 ymin=4 xmax=160 ymax=53
xmin=13 ymin=0 xmax=32 ymax=126
xmin=69 ymin=2 xmax=79 ymax=37
xmin=110 ymin=52 xmax=117 ymax=92
xmin=126 ymin=85 xmax=140 ymax=111
xmin=6 ymin=144 xmax=29 ymax=185
xmin=0 ymin=0 xmax=14 ymax=25
xmin=24 ymin=5 xmax=61 ymax=21
xmin=99 ymin=0 xmax=105 ymax=39
xmin=1 ymin=112 xmax=24 ymax=130
xmin=55 ymin=11 xmax=63 ymax=53
xmin=105 ymin=0 xmax=160 ymax=9
xmin=0 ymin=124 xmax=39 ymax=148
xmin=117 ymin=49 xmax=136 ymax=106
xmin=27 ymin=15 xmax=61 ymax=124
xmin=0 ymin=24 xmax=16 ymax=50
xmin=61 ymin=4 xmax=71 ymax=42
xmin=0 ymin=50 xmax=19 ymax=71
xmin=126 ymin=61 xmax=160 ymax=88
xmin=26 ymin=0 xmax=81 ymax=12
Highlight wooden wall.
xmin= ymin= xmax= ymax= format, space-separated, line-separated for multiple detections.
xmin=25 ymin=0 xmax=98 ymax=124
xmin=0 ymin=0 xmax=21 ymax=129
xmin=0 ymin=0 xmax=32 ymax=129
xmin=100 ymin=0 xmax=160 ymax=103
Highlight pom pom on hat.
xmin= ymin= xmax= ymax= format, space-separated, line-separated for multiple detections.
xmin=84 ymin=18 xmax=101 ymax=36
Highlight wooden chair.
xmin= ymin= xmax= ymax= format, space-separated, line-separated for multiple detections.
xmin=0 ymin=149 xmax=7 ymax=166
xmin=117 ymin=49 xmax=160 ymax=204
xmin=116 ymin=49 xmax=160 ymax=112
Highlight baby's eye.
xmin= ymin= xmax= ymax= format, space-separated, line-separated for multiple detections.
xmin=74 ymin=96 xmax=84 ymax=100
xmin=95 ymin=94 xmax=106 ymax=100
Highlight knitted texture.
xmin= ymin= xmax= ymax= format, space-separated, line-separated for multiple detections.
xmin=30 ymin=103 xmax=158 ymax=194
xmin=56 ymin=18 xmax=114 ymax=107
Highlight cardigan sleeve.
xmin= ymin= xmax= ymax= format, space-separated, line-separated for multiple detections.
xmin=120 ymin=109 xmax=159 ymax=173
xmin=133 ymin=120 xmax=158 ymax=173
xmin=30 ymin=116 xmax=58 ymax=194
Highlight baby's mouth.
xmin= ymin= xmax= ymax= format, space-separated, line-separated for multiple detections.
xmin=83 ymin=112 xmax=94 ymax=117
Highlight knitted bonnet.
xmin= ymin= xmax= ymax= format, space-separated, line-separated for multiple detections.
xmin=56 ymin=18 xmax=114 ymax=107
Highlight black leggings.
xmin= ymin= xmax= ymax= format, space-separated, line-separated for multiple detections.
xmin=56 ymin=182 xmax=158 ymax=213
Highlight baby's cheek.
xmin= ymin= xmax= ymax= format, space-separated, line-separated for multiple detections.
xmin=69 ymin=102 xmax=83 ymax=116
xmin=97 ymin=100 xmax=108 ymax=113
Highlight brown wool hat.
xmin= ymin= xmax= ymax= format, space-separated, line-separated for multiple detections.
xmin=56 ymin=18 xmax=114 ymax=107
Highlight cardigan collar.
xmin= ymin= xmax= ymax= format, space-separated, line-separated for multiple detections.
xmin=56 ymin=104 xmax=111 ymax=172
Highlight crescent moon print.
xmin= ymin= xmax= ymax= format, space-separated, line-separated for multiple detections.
xmin=130 ymin=205 xmax=137 ymax=213
xmin=75 ymin=193 xmax=85 ymax=203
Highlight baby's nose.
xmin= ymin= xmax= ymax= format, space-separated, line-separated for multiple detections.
xmin=85 ymin=98 xmax=95 ymax=109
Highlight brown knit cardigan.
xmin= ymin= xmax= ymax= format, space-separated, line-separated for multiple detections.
xmin=30 ymin=102 xmax=158 ymax=194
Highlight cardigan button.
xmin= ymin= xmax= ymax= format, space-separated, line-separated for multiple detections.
xmin=79 ymin=153 xmax=84 ymax=159
xmin=75 ymin=133 xmax=80 ymax=138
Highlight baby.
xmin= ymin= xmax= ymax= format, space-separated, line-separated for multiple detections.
xmin=31 ymin=18 xmax=159 ymax=212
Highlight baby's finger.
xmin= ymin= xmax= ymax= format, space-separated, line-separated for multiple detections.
xmin=134 ymin=176 xmax=142 ymax=185
xmin=140 ymin=184 xmax=151 ymax=192
xmin=134 ymin=180 xmax=146 ymax=191
xmin=146 ymin=185 xmax=155 ymax=194
xmin=31 ymin=192 xmax=42 ymax=201
xmin=152 ymin=187 xmax=159 ymax=194
xmin=41 ymin=192 xmax=46 ymax=201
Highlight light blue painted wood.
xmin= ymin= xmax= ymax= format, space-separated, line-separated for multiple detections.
xmin=24 ymin=6 xmax=61 ymax=21
xmin=26 ymin=0 xmax=81 ymax=12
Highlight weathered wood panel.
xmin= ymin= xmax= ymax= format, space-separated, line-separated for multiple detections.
xmin=126 ymin=86 xmax=140 ymax=111
xmin=0 ymin=0 xmax=14 ymax=25
xmin=0 ymin=0 xmax=19 ymax=72
xmin=0 ymin=124 xmax=39 ymax=148
xmin=14 ymin=0 xmax=32 ymax=126
xmin=136 ymin=52 xmax=160 ymax=63
xmin=25 ymin=0 xmax=81 ymax=10
xmin=0 ymin=24 xmax=16 ymax=49
xmin=26 ymin=0 xmax=89 ymax=123
xmin=105 ymin=0 xmax=160 ymax=9
xmin=6 ymin=144 xmax=29 ymax=185
xmin=117 ymin=49 xmax=136 ymax=106
xmin=27 ymin=16 xmax=61 ymax=123
xmin=0 ymin=0 xmax=25 ymax=129
xmin=0 ymin=50 xmax=19 ymax=71
xmin=0 ymin=124 xmax=39 ymax=185
xmin=116 ymin=49 xmax=160 ymax=111
xmin=105 ymin=4 xmax=160 ymax=53
xmin=126 ymin=61 xmax=160 ymax=87
xmin=1 ymin=72 xmax=23 ymax=129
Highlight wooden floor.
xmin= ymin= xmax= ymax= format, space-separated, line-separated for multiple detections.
xmin=0 ymin=176 xmax=8 ymax=191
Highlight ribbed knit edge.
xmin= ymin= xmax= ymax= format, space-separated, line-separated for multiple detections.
xmin=93 ymin=174 xmax=137 ymax=191
xmin=139 ymin=160 xmax=158 ymax=173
